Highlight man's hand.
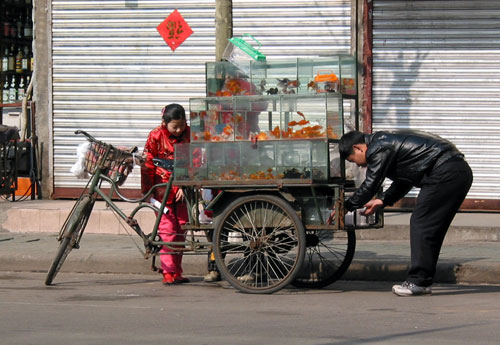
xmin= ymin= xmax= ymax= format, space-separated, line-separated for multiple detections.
xmin=326 ymin=209 xmax=336 ymax=225
xmin=361 ymin=199 xmax=383 ymax=216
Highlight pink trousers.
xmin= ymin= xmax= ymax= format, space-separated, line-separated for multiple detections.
xmin=158 ymin=202 xmax=188 ymax=274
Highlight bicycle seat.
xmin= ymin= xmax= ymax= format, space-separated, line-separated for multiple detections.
xmin=153 ymin=158 xmax=174 ymax=171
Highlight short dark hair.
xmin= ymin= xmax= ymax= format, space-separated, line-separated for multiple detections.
xmin=339 ymin=131 xmax=366 ymax=160
xmin=162 ymin=103 xmax=186 ymax=124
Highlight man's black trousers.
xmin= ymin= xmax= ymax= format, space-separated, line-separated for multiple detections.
xmin=408 ymin=157 xmax=473 ymax=287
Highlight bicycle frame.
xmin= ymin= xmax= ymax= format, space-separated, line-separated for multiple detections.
xmin=82 ymin=161 xmax=213 ymax=263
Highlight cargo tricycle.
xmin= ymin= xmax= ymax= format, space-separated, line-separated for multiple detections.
xmin=45 ymin=57 xmax=383 ymax=294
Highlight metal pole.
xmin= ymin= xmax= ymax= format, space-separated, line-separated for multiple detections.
xmin=215 ymin=0 xmax=233 ymax=61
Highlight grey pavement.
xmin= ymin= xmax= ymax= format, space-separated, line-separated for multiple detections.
xmin=1 ymin=199 xmax=500 ymax=286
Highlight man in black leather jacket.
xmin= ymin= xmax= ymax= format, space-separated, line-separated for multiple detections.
xmin=339 ymin=130 xmax=473 ymax=296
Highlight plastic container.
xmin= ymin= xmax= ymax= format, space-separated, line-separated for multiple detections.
xmin=314 ymin=70 xmax=339 ymax=93
xmin=222 ymin=34 xmax=266 ymax=75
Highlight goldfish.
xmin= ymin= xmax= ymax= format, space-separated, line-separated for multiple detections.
xmin=297 ymin=119 xmax=310 ymax=126
xmin=307 ymin=81 xmax=318 ymax=91
xmin=270 ymin=126 xmax=281 ymax=138
xmin=203 ymin=131 xmax=211 ymax=141
xmin=225 ymin=79 xmax=242 ymax=95
xmin=297 ymin=111 xmax=306 ymax=119
xmin=256 ymin=132 xmax=268 ymax=140
xmin=281 ymin=128 xmax=293 ymax=138
xmin=234 ymin=114 xmax=244 ymax=123
xmin=223 ymin=124 xmax=233 ymax=136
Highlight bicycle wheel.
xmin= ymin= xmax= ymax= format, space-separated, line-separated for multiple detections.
xmin=213 ymin=194 xmax=306 ymax=294
xmin=45 ymin=195 xmax=94 ymax=285
xmin=291 ymin=229 xmax=355 ymax=289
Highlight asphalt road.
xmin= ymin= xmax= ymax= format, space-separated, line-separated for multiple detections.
xmin=1 ymin=272 xmax=500 ymax=345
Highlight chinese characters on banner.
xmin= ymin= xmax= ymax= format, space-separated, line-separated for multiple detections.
xmin=156 ymin=9 xmax=193 ymax=51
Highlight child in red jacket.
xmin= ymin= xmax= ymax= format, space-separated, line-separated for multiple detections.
xmin=141 ymin=103 xmax=190 ymax=285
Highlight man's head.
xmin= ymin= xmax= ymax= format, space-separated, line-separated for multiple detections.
xmin=339 ymin=130 xmax=368 ymax=167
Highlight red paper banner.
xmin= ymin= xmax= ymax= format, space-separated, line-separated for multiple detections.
xmin=157 ymin=9 xmax=193 ymax=51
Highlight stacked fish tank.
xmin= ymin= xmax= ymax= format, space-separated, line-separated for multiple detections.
xmin=175 ymin=56 xmax=357 ymax=184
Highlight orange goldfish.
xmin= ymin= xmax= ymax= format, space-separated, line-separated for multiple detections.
xmin=225 ymin=79 xmax=242 ymax=95
xmin=270 ymin=126 xmax=281 ymax=138
xmin=281 ymin=128 xmax=293 ymax=138
xmin=257 ymin=132 xmax=268 ymax=140
xmin=223 ymin=124 xmax=233 ymax=136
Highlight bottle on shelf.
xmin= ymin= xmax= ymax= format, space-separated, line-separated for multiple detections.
xmin=8 ymin=45 xmax=15 ymax=72
xmin=2 ymin=76 xmax=10 ymax=104
xmin=1 ymin=48 xmax=8 ymax=72
xmin=16 ymin=12 xmax=23 ymax=39
xmin=22 ymin=46 xmax=29 ymax=72
xmin=23 ymin=9 xmax=33 ymax=39
xmin=9 ymin=12 xmax=17 ymax=38
xmin=8 ymin=75 xmax=17 ymax=103
xmin=17 ymin=75 xmax=25 ymax=101
xmin=15 ymin=46 xmax=24 ymax=73
xmin=3 ymin=9 xmax=12 ymax=38
xmin=29 ymin=49 xmax=34 ymax=72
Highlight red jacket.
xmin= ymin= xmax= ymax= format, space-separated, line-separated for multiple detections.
xmin=141 ymin=125 xmax=190 ymax=204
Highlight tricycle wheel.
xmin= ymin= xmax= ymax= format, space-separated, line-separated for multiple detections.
xmin=291 ymin=229 xmax=355 ymax=289
xmin=213 ymin=194 xmax=306 ymax=294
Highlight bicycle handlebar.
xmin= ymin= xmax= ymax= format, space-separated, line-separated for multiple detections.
xmin=75 ymin=130 xmax=98 ymax=143
xmin=75 ymin=130 xmax=139 ymax=155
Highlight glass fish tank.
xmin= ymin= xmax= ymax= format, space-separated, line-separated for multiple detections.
xmin=174 ymin=139 xmax=344 ymax=183
xmin=189 ymin=93 xmax=343 ymax=143
xmin=205 ymin=55 xmax=357 ymax=97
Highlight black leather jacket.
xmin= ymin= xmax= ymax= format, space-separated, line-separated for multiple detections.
xmin=345 ymin=130 xmax=463 ymax=211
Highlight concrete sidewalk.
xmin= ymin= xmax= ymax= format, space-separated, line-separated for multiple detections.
xmin=1 ymin=199 xmax=500 ymax=285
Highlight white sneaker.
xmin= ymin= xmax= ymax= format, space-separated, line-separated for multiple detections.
xmin=392 ymin=281 xmax=432 ymax=296
xmin=237 ymin=273 xmax=255 ymax=284
xmin=203 ymin=271 xmax=221 ymax=282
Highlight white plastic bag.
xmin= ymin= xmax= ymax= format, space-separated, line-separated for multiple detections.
xmin=70 ymin=142 xmax=90 ymax=179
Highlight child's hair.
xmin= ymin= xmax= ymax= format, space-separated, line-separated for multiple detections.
xmin=162 ymin=103 xmax=186 ymax=124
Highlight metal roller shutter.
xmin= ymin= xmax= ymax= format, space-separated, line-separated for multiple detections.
xmin=51 ymin=0 xmax=216 ymax=191
xmin=232 ymin=0 xmax=352 ymax=57
xmin=52 ymin=0 xmax=353 ymax=194
xmin=372 ymin=0 xmax=500 ymax=202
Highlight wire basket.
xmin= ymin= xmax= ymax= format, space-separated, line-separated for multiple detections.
xmin=84 ymin=140 xmax=135 ymax=184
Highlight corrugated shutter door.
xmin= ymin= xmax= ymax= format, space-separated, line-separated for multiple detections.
xmin=233 ymin=0 xmax=352 ymax=58
xmin=52 ymin=1 xmax=216 ymax=190
xmin=372 ymin=0 xmax=500 ymax=201
xmin=52 ymin=0 xmax=352 ymax=193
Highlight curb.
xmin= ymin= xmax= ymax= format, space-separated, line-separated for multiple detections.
xmin=1 ymin=233 xmax=499 ymax=286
